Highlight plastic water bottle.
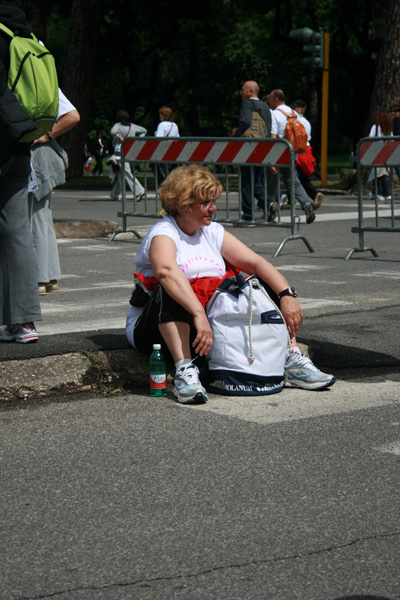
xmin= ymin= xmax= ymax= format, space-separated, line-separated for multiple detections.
xmin=149 ymin=344 xmax=167 ymax=397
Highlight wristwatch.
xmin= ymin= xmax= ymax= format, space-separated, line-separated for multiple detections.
xmin=278 ymin=287 xmax=297 ymax=299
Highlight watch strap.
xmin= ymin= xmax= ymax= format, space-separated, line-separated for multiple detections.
xmin=278 ymin=287 xmax=297 ymax=299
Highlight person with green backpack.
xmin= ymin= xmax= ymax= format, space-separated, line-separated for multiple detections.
xmin=0 ymin=1 xmax=57 ymax=343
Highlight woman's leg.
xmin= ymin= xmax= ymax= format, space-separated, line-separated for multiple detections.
xmin=30 ymin=191 xmax=61 ymax=283
xmin=134 ymin=177 xmax=144 ymax=197
xmin=133 ymin=286 xmax=207 ymax=402
xmin=379 ymin=175 xmax=389 ymax=197
xmin=110 ymin=174 xmax=121 ymax=200
xmin=158 ymin=321 xmax=192 ymax=362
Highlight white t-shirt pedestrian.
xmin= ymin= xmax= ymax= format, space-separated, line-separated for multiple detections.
xmin=154 ymin=121 xmax=179 ymax=137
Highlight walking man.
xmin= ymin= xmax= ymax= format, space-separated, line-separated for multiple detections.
xmin=232 ymin=81 xmax=277 ymax=222
xmin=269 ymin=89 xmax=321 ymax=223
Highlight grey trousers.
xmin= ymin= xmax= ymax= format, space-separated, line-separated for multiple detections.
xmin=0 ymin=154 xmax=42 ymax=325
xmin=29 ymin=191 xmax=61 ymax=283
xmin=110 ymin=162 xmax=144 ymax=200
xmin=281 ymin=168 xmax=312 ymax=210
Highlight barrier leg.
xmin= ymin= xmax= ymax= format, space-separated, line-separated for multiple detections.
xmin=273 ymin=234 xmax=314 ymax=258
xmin=108 ymin=228 xmax=142 ymax=242
xmin=108 ymin=208 xmax=142 ymax=243
xmin=345 ymin=246 xmax=379 ymax=261
xmin=345 ymin=227 xmax=378 ymax=260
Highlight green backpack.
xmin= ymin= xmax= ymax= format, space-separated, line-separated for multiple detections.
xmin=0 ymin=23 xmax=59 ymax=143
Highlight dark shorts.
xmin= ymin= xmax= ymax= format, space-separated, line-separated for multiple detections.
xmin=132 ymin=285 xmax=191 ymax=356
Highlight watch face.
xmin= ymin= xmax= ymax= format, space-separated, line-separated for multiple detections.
xmin=279 ymin=287 xmax=297 ymax=299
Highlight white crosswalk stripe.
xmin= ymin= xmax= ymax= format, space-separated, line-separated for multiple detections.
xmin=196 ymin=378 xmax=400 ymax=424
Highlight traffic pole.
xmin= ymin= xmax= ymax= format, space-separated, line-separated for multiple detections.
xmin=320 ymin=30 xmax=330 ymax=186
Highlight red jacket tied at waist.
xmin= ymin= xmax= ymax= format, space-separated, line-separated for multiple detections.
xmin=133 ymin=265 xmax=239 ymax=309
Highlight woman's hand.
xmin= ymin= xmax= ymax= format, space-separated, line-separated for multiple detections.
xmin=192 ymin=312 xmax=213 ymax=356
xmin=279 ymin=296 xmax=303 ymax=337
xmin=31 ymin=134 xmax=49 ymax=145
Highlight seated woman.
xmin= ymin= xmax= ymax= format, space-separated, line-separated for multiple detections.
xmin=126 ymin=165 xmax=334 ymax=404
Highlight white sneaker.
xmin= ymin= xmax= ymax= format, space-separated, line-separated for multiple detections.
xmin=0 ymin=323 xmax=38 ymax=344
xmin=267 ymin=202 xmax=277 ymax=222
xmin=173 ymin=362 xmax=208 ymax=404
xmin=314 ymin=192 xmax=323 ymax=210
xmin=285 ymin=350 xmax=335 ymax=390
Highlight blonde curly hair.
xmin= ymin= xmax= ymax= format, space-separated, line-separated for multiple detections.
xmin=159 ymin=165 xmax=223 ymax=217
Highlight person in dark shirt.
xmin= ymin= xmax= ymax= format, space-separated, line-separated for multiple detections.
xmin=232 ymin=80 xmax=277 ymax=223
xmin=390 ymin=104 xmax=400 ymax=181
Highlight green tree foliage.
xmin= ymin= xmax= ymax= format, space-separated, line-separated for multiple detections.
xmin=22 ymin=0 xmax=394 ymax=177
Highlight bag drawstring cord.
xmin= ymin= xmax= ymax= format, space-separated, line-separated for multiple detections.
xmin=248 ymin=278 xmax=292 ymax=364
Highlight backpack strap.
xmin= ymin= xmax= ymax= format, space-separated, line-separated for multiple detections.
xmin=0 ymin=22 xmax=36 ymax=41
xmin=0 ymin=22 xmax=14 ymax=40
xmin=276 ymin=107 xmax=296 ymax=119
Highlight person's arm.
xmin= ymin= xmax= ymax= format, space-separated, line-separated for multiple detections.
xmin=221 ymin=230 xmax=303 ymax=337
xmin=110 ymin=123 xmax=119 ymax=137
xmin=134 ymin=124 xmax=147 ymax=137
xmin=32 ymin=110 xmax=80 ymax=145
xmin=149 ymin=235 xmax=213 ymax=356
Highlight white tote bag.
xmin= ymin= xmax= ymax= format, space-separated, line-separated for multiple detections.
xmin=205 ymin=274 xmax=289 ymax=395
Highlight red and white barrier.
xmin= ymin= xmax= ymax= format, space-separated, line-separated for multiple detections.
xmin=123 ymin=137 xmax=291 ymax=166
xmin=359 ymin=139 xmax=400 ymax=166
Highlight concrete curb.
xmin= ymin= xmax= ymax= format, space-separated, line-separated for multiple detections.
xmin=0 ymin=349 xmax=150 ymax=402
xmin=54 ymin=221 xmax=118 ymax=239
xmin=0 ymin=343 xmax=309 ymax=403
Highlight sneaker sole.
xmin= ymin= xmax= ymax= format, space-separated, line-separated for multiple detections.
xmin=306 ymin=213 xmax=316 ymax=224
xmin=173 ymin=389 xmax=208 ymax=404
xmin=285 ymin=376 xmax=335 ymax=391
xmin=15 ymin=337 xmax=38 ymax=343
xmin=314 ymin=193 xmax=323 ymax=210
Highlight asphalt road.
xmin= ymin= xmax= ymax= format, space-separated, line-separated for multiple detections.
xmin=1 ymin=390 xmax=400 ymax=599
xmin=1 ymin=187 xmax=400 ymax=599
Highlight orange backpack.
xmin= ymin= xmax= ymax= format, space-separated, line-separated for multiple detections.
xmin=276 ymin=108 xmax=307 ymax=154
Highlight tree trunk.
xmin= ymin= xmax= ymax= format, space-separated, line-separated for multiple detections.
xmin=29 ymin=3 xmax=48 ymax=44
xmin=367 ymin=0 xmax=400 ymax=133
xmin=61 ymin=0 xmax=103 ymax=179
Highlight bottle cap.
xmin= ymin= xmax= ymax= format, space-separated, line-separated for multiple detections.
xmin=153 ymin=343 xmax=161 ymax=350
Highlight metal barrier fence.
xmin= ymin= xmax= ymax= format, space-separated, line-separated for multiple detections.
xmin=346 ymin=135 xmax=400 ymax=260
xmin=109 ymin=136 xmax=314 ymax=258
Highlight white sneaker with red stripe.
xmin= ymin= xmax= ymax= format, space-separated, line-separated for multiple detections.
xmin=0 ymin=323 xmax=38 ymax=344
